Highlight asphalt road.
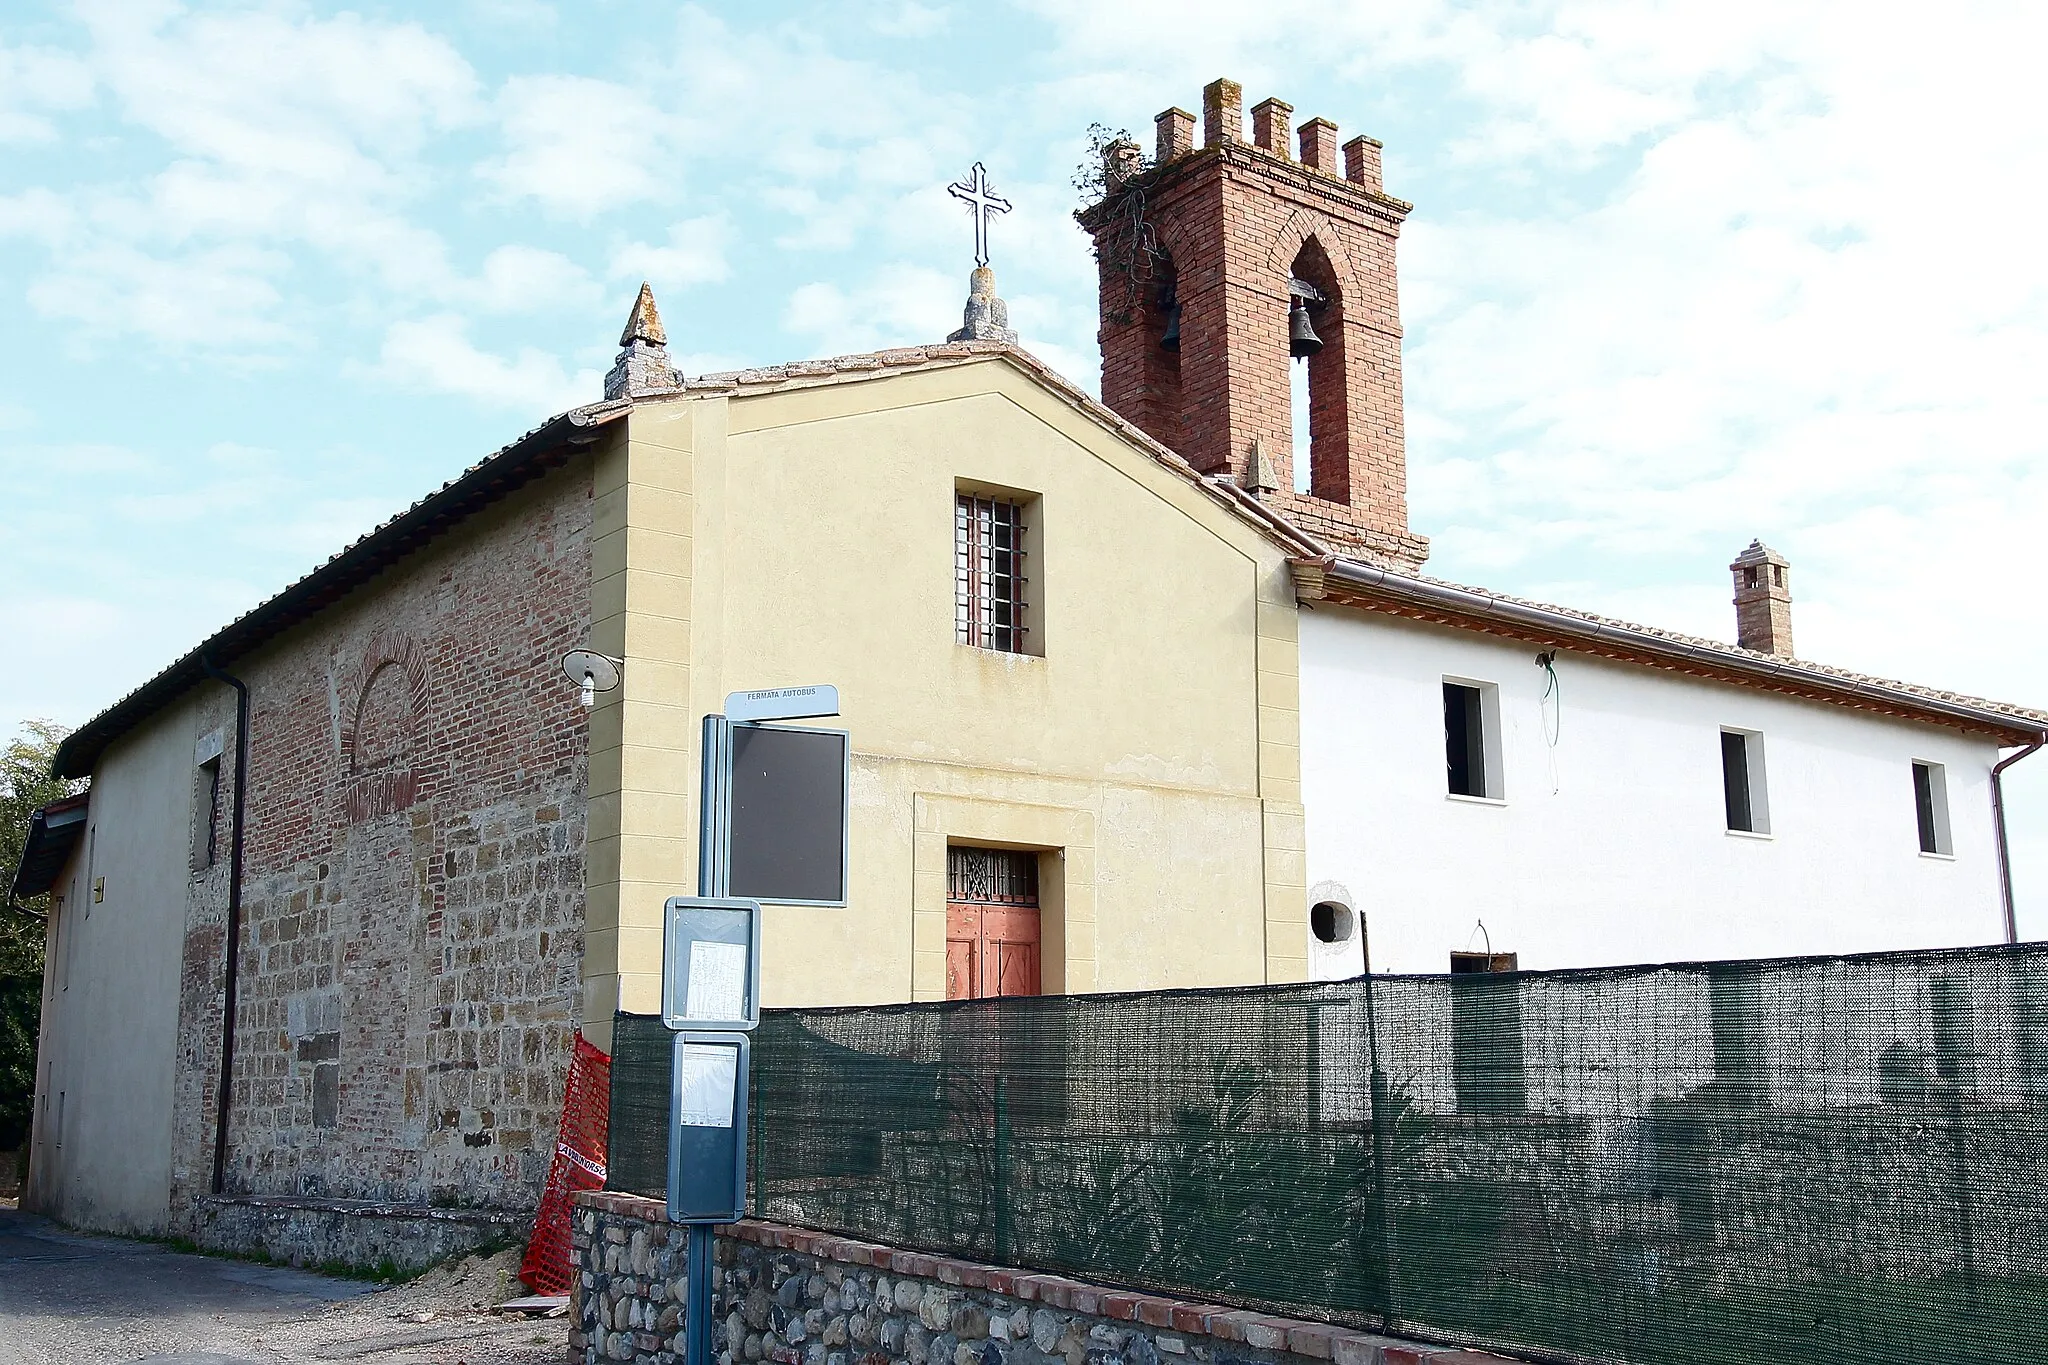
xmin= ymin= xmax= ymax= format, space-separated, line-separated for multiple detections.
xmin=0 ymin=1207 xmax=564 ymax=1365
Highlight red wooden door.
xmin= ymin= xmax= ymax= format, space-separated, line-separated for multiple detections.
xmin=946 ymin=903 xmax=1041 ymax=1000
xmin=945 ymin=848 xmax=1042 ymax=1001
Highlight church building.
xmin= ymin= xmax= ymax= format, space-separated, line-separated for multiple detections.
xmin=10 ymin=78 xmax=2043 ymax=1262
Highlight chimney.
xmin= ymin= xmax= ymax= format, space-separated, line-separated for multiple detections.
xmin=1731 ymin=540 xmax=1794 ymax=657
xmin=1077 ymin=79 xmax=1427 ymax=566
xmin=604 ymin=282 xmax=680 ymax=400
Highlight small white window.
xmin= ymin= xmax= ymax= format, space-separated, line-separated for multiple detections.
xmin=1443 ymin=679 xmax=1504 ymax=800
xmin=1913 ymin=761 xmax=1952 ymax=856
xmin=1720 ymin=728 xmax=1771 ymax=835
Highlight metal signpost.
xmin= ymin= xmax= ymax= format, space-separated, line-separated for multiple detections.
xmin=664 ymin=684 xmax=847 ymax=1365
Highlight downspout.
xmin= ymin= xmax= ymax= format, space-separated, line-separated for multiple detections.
xmin=1992 ymin=733 xmax=2046 ymax=945
xmin=200 ymin=655 xmax=250 ymax=1196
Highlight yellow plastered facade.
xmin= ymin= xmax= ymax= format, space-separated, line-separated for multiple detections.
xmin=581 ymin=356 xmax=1304 ymax=1048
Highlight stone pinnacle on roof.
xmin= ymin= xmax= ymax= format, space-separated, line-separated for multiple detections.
xmin=619 ymin=281 xmax=667 ymax=347
xmin=1241 ymin=437 xmax=1279 ymax=497
xmin=947 ymin=266 xmax=1018 ymax=345
xmin=604 ymin=282 xmax=680 ymax=400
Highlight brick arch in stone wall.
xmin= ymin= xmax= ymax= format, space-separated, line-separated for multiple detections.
xmin=341 ymin=631 xmax=430 ymax=822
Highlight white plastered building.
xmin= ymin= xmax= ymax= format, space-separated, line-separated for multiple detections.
xmin=1290 ymin=553 xmax=2043 ymax=978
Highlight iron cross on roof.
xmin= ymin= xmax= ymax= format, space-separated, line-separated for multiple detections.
xmin=947 ymin=162 xmax=1012 ymax=268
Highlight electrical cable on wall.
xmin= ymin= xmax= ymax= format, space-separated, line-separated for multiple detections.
xmin=1537 ymin=650 xmax=1563 ymax=795
xmin=1463 ymin=918 xmax=1493 ymax=958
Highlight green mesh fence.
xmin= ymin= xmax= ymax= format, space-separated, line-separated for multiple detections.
xmin=608 ymin=943 xmax=2048 ymax=1365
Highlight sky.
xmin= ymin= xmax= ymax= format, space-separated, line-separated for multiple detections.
xmin=3 ymin=1 xmax=2046 ymax=931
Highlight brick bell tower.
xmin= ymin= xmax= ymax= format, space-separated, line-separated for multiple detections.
xmin=1078 ymin=78 xmax=1428 ymax=566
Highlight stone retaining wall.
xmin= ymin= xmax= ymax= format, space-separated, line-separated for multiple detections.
xmin=571 ymin=1192 xmax=1515 ymax=1365
xmin=199 ymin=1194 xmax=526 ymax=1274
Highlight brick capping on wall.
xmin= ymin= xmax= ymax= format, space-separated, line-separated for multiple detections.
xmin=573 ymin=1191 xmax=1522 ymax=1365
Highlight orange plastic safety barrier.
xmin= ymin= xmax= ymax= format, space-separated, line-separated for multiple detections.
xmin=519 ymin=1031 xmax=612 ymax=1294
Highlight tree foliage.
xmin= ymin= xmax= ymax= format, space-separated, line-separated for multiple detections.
xmin=3 ymin=719 xmax=81 ymax=1152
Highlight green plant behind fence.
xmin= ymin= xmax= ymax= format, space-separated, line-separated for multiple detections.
xmin=608 ymin=943 xmax=2048 ymax=1365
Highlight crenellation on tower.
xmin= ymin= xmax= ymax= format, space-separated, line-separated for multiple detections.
xmin=1298 ymin=118 xmax=1341 ymax=176
xmin=1076 ymin=78 xmax=1427 ymax=566
xmin=1342 ymin=136 xmax=1384 ymax=191
xmin=1250 ymin=98 xmax=1292 ymax=157
xmin=1156 ymin=107 xmax=1195 ymax=164
xmin=1202 ymin=78 xmax=1242 ymax=147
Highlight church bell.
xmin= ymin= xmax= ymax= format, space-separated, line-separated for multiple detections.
xmin=1288 ymin=298 xmax=1322 ymax=358
xmin=1160 ymin=302 xmax=1182 ymax=350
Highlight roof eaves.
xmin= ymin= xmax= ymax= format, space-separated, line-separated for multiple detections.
xmin=52 ymin=401 xmax=629 ymax=780
xmin=1310 ymin=556 xmax=2048 ymax=743
xmin=7 ymin=793 xmax=90 ymax=906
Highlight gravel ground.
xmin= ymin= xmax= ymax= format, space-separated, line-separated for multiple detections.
xmin=0 ymin=1205 xmax=567 ymax=1365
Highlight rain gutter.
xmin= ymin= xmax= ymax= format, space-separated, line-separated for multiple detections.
xmin=1319 ymin=556 xmax=2046 ymax=744
xmin=200 ymin=655 xmax=251 ymax=1197
xmin=1993 ymin=738 xmax=2045 ymax=944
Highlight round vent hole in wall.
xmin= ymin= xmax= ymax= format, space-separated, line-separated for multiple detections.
xmin=1311 ymin=901 xmax=1354 ymax=945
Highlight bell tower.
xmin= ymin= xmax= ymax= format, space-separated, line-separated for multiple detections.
xmin=1077 ymin=78 xmax=1427 ymax=565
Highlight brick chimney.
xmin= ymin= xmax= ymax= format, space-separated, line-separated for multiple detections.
xmin=1731 ymin=540 xmax=1793 ymax=657
xmin=1077 ymin=77 xmax=1427 ymax=566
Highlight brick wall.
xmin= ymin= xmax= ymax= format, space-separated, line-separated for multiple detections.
xmin=171 ymin=461 xmax=595 ymax=1222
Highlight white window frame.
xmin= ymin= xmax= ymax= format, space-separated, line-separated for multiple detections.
xmin=1912 ymin=760 xmax=1954 ymax=858
xmin=1720 ymin=727 xmax=1772 ymax=837
xmin=1443 ymin=676 xmax=1506 ymax=804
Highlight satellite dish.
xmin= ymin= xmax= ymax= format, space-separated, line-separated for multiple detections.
xmin=561 ymin=649 xmax=623 ymax=708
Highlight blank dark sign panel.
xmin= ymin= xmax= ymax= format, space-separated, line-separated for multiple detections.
xmin=728 ymin=723 xmax=848 ymax=905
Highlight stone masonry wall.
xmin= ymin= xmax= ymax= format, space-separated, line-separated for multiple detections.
xmin=171 ymin=460 xmax=595 ymax=1232
xmin=571 ymin=1193 xmax=1517 ymax=1365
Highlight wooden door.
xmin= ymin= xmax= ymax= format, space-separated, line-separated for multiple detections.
xmin=945 ymin=847 xmax=1041 ymax=1001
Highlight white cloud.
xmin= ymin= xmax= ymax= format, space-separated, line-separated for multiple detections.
xmin=784 ymin=265 xmax=961 ymax=356
xmin=480 ymin=75 xmax=669 ymax=219
xmin=468 ymin=245 xmax=601 ymax=313
xmin=2 ymin=4 xmax=481 ymax=351
xmin=873 ymin=4 xmax=949 ymax=39
xmin=465 ymin=0 xmax=558 ymax=28
xmin=609 ymin=216 xmax=731 ymax=292
xmin=368 ymin=314 xmax=597 ymax=413
xmin=0 ymin=188 xmax=77 ymax=244
xmin=27 ymin=241 xmax=292 ymax=350
xmin=75 ymin=1 xmax=480 ymax=165
xmin=0 ymin=41 xmax=94 ymax=143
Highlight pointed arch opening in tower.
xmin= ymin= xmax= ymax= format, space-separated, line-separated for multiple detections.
xmin=1141 ymin=250 xmax=1185 ymax=454
xmin=1289 ymin=238 xmax=1349 ymax=504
